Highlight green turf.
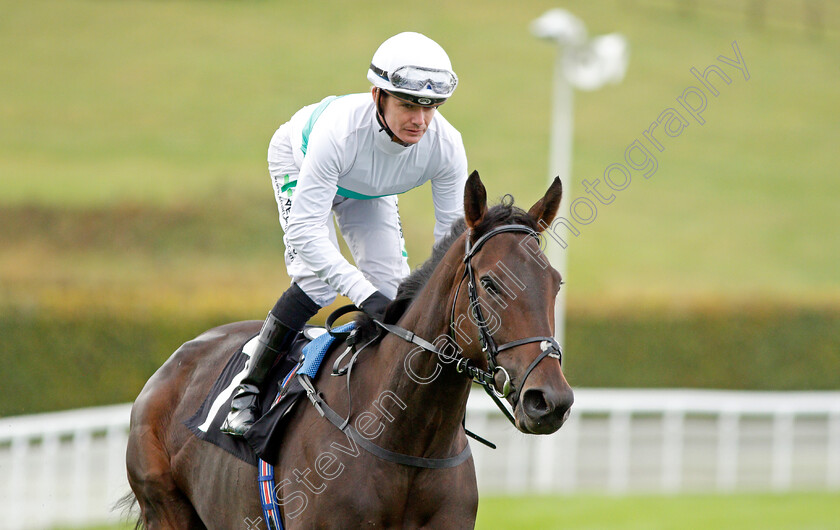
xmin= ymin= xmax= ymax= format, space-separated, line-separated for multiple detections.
xmin=54 ymin=493 xmax=840 ymax=530
xmin=474 ymin=493 xmax=840 ymax=529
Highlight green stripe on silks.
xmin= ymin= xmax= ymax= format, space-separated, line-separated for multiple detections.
xmin=277 ymin=182 xmax=391 ymax=201
xmin=300 ymin=95 xmax=345 ymax=157
xmin=335 ymin=186 xmax=392 ymax=200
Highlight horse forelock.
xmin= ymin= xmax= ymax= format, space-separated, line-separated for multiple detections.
xmin=470 ymin=194 xmax=539 ymax=241
xmin=353 ymin=195 xmax=537 ymax=338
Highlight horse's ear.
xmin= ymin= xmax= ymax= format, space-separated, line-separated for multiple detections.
xmin=528 ymin=176 xmax=563 ymax=230
xmin=464 ymin=170 xmax=487 ymax=228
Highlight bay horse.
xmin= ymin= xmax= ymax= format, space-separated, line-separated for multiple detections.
xmin=124 ymin=171 xmax=574 ymax=528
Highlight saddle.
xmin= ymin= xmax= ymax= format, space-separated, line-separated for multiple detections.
xmin=183 ymin=323 xmax=353 ymax=466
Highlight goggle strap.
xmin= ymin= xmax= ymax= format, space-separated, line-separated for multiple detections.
xmin=370 ymin=63 xmax=390 ymax=82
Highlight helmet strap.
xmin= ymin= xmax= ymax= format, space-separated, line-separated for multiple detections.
xmin=374 ymin=88 xmax=410 ymax=147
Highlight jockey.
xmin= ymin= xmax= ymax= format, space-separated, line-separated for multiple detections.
xmin=222 ymin=32 xmax=468 ymax=436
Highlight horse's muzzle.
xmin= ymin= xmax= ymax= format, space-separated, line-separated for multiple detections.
xmin=517 ymin=385 xmax=574 ymax=434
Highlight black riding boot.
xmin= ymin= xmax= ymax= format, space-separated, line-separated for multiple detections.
xmin=220 ymin=312 xmax=292 ymax=436
xmin=221 ymin=284 xmax=320 ymax=436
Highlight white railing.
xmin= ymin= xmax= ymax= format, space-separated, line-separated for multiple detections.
xmin=1 ymin=389 xmax=839 ymax=529
xmin=467 ymin=388 xmax=840 ymax=495
xmin=0 ymin=403 xmax=131 ymax=530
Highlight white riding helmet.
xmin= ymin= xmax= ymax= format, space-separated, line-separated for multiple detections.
xmin=367 ymin=32 xmax=458 ymax=107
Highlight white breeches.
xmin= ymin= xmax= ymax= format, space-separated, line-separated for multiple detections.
xmin=273 ymin=192 xmax=410 ymax=308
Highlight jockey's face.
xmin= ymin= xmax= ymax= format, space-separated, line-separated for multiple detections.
xmin=377 ymin=90 xmax=437 ymax=145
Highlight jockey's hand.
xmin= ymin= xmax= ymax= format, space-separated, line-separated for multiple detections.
xmin=360 ymin=291 xmax=392 ymax=321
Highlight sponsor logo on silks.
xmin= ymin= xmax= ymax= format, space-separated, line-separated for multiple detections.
xmin=417 ymin=97 xmax=432 ymax=105
xmin=280 ymin=174 xmax=296 ymax=198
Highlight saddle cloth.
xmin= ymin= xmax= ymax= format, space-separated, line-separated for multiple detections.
xmin=183 ymin=323 xmax=353 ymax=466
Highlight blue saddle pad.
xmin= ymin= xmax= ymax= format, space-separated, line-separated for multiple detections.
xmin=298 ymin=322 xmax=355 ymax=379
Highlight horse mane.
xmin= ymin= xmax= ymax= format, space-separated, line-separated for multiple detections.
xmin=352 ymin=194 xmax=538 ymax=342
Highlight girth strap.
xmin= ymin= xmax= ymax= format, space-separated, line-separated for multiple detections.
xmin=299 ymin=374 xmax=472 ymax=469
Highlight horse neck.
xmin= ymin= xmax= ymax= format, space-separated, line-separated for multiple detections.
xmin=364 ymin=242 xmax=472 ymax=455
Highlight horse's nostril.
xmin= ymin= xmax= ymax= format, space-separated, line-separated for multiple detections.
xmin=522 ymin=388 xmax=550 ymax=417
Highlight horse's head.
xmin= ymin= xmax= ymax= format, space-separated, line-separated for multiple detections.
xmin=455 ymin=171 xmax=573 ymax=434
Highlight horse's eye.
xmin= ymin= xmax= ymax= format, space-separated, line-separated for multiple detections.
xmin=480 ymin=276 xmax=500 ymax=295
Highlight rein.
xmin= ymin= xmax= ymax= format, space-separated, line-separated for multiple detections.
xmin=300 ymin=223 xmax=562 ymax=469
xmin=299 ymin=373 xmax=472 ymax=469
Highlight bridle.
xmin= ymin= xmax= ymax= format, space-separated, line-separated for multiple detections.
xmin=374 ymin=223 xmax=562 ymax=423
xmin=448 ymin=224 xmax=562 ymax=414
xmin=300 ymin=222 xmax=563 ymax=468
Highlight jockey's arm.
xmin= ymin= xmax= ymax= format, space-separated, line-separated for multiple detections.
xmin=429 ymin=143 xmax=469 ymax=243
xmin=285 ymin=155 xmax=379 ymax=309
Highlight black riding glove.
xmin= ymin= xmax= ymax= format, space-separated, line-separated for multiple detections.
xmin=359 ymin=290 xmax=392 ymax=321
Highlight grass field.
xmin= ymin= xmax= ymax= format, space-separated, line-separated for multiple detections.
xmin=56 ymin=493 xmax=840 ymax=530
xmin=475 ymin=493 xmax=840 ymax=529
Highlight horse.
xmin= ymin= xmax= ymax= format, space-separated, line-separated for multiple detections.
xmin=124 ymin=170 xmax=574 ymax=529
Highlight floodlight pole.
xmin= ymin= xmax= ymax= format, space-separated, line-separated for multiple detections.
xmin=548 ymin=51 xmax=574 ymax=351
xmin=531 ymin=8 xmax=585 ymax=353
xmin=531 ymin=9 xmax=629 ymax=353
